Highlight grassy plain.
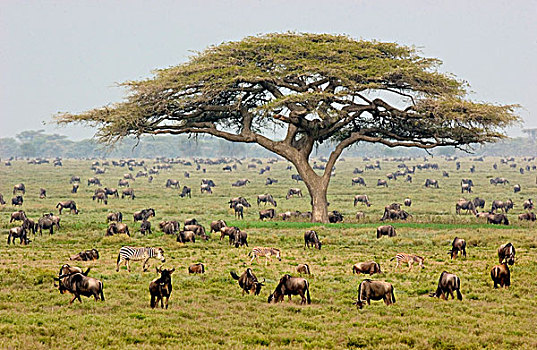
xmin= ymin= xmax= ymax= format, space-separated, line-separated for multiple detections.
xmin=0 ymin=156 xmax=536 ymax=349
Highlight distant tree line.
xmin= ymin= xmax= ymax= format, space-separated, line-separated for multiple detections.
xmin=0 ymin=130 xmax=535 ymax=159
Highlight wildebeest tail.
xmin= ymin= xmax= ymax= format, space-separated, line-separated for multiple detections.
xmin=201 ymin=263 xmax=205 ymax=273
xmin=230 ymin=271 xmax=240 ymax=280
xmin=100 ymin=281 xmax=105 ymax=301
xmin=391 ymin=285 xmax=396 ymax=304
xmin=83 ymin=267 xmax=91 ymax=276
xmin=305 ymin=264 xmax=310 ymax=275
xmin=55 ymin=202 xmax=61 ymax=208
xmin=306 ymin=280 xmax=311 ymax=304
xmin=390 ymin=257 xmax=396 ymax=261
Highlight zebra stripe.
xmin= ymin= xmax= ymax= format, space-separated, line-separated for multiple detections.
xmin=249 ymin=247 xmax=281 ymax=265
xmin=116 ymin=246 xmax=164 ymax=272
xmin=390 ymin=253 xmax=424 ymax=270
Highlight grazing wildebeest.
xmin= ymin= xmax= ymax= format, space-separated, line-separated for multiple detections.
xmin=149 ymin=267 xmax=175 ymax=309
xmin=286 ymin=188 xmax=303 ymax=199
xmin=377 ymin=179 xmax=388 ymax=187
xmin=7 ymin=226 xmax=30 ymax=245
xmin=230 ymin=268 xmax=265 ymax=295
xmin=376 ymin=225 xmax=396 ymax=238
xmin=184 ymin=218 xmax=199 ymax=226
xmin=220 ymin=226 xmax=240 ymax=244
xmin=107 ymin=212 xmax=123 ymax=222
xmin=57 ymin=200 xmax=78 ymax=214
xmin=461 ymin=183 xmax=472 ymax=193
xmin=449 ymin=237 xmax=467 ymax=259
xmin=200 ymin=184 xmax=213 ymax=194
xmin=104 ymin=187 xmax=119 ymax=198
xmin=10 ymin=210 xmax=26 ymax=223
xmin=268 ymin=274 xmax=311 ymax=305
xmin=39 ymin=188 xmax=46 ymax=199
xmin=249 ymin=247 xmax=281 ymax=265
xmin=461 ymin=179 xmax=474 ymax=187
xmin=351 ymin=177 xmax=366 ymax=186
xmin=487 ymin=213 xmax=509 ymax=225
xmin=491 ymin=263 xmax=510 ymax=288
xmin=353 ymin=195 xmax=371 ymax=207
xmin=498 ymin=243 xmax=515 ymax=265
xmin=0 ymin=193 xmax=5 ymax=205
xmin=106 ymin=222 xmax=130 ymax=236
xmin=490 ymin=177 xmax=509 ymax=185
xmin=232 ymin=179 xmax=250 ymax=187
xmin=233 ymin=230 xmax=249 ymax=248
xmin=140 ymin=220 xmax=152 ymax=235
xmin=355 ymin=211 xmax=365 ymax=220
xmin=352 ymin=261 xmax=381 ymax=275
xmin=54 ymin=272 xmax=104 ymax=304
xmin=391 ymin=253 xmax=424 ymax=271
xmin=518 ymin=212 xmax=536 ymax=221
xmin=59 ymin=264 xmax=90 ymax=276
xmin=121 ymin=188 xmax=135 ymax=199
xmin=430 ymin=272 xmax=462 ymax=300
xmin=523 ymin=199 xmax=534 ymax=210
xmin=123 ymin=173 xmax=135 ymax=181
xmin=259 ymin=208 xmax=275 ymax=220
xmin=133 ymin=208 xmax=155 ymax=222
xmin=87 ymin=177 xmax=101 ymax=186
xmin=92 ymin=192 xmax=108 ymax=205
xmin=404 ymin=198 xmax=411 ymax=207
xmin=424 ymin=179 xmax=439 ymax=188
xmin=71 ymin=184 xmax=79 ymax=193
xmin=473 ymin=197 xmax=485 ymax=209
xmin=223 ymin=165 xmax=232 ymax=172
xmin=179 ymin=186 xmax=191 ymax=198
xmin=165 ymin=179 xmax=180 ymax=188
xmin=513 ymin=184 xmax=521 ymax=193
xmin=11 ymin=195 xmax=23 ymax=206
xmin=116 ymin=246 xmax=165 ymax=272
xmin=328 ymin=210 xmax=343 ymax=223
xmin=188 ymin=263 xmax=205 ymax=274
xmin=37 ymin=215 xmax=57 ymax=235
xmin=381 ymin=208 xmax=411 ymax=221
xmin=405 ymin=175 xmax=412 ymax=183
xmin=201 ymin=179 xmax=216 ymax=187
xmin=304 ymin=230 xmax=322 ymax=249
xmin=70 ymin=176 xmax=81 ymax=184
xmin=291 ymin=174 xmax=302 ymax=183
xmin=353 ymin=168 xmax=364 ymax=174
xmin=265 ymin=177 xmax=278 ymax=185
xmin=257 ymin=194 xmax=277 ymax=207
xmin=118 ymin=179 xmax=129 ymax=187
xmin=22 ymin=217 xmax=36 ymax=235
xmin=183 ymin=224 xmax=207 ymax=240
xmin=297 ymin=264 xmax=311 ymax=275
xmin=233 ymin=203 xmax=245 ymax=219
xmin=355 ymin=280 xmax=395 ymax=309
xmin=177 ymin=230 xmax=196 ymax=243
xmin=13 ymin=183 xmax=25 ymax=195
xmin=210 ymin=220 xmax=227 ymax=233
xmin=442 ymin=171 xmax=449 ymax=177
xmin=455 ymin=199 xmax=477 ymax=215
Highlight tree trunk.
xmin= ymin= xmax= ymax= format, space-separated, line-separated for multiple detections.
xmin=292 ymin=154 xmax=330 ymax=223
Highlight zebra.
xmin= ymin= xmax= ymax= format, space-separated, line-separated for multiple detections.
xmin=390 ymin=253 xmax=424 ymax=271
xmin=116 ymin=246 xmax=165 ymax=272
xmin=249 ymin=247 xmax=281 ymax=265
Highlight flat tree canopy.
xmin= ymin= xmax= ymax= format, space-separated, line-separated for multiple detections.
xmin=57 ymin=33 xmax=519 ymax=222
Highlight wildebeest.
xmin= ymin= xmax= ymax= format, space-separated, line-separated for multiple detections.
xmin=498 ymin=243 xmax=515 ymax=265
xmin=286 ymin=188 xmax=303 ymax=199
xmin=430 ymin=271 xmax=462 ymax=300
xmin=259 ymin=208 xmax=275 ymax=220
xmin=352 ymin=261 xmax=381 ymax=275
xmin=70 ymin=248 xmax=100 ymax=261
xmin=449 ymin=237 xmax=467 ymax=259
xmin=220 ymin=226 xmax=240 ymax=244
xmin=183 ymin=224 xmax=207 ymax=240
xmin=455 ymin=199 xmax=477 ymax=215
xmin=232 ymin=230 xmax=248 ymax=248
xmin=59 ymin=264 xmax=90 ymax=276
xmin=160 ymin=220 xmax=180 ymax=235
xmin=149 ymin=267 xmax=175 ymax=309
xmin=92 ymin=192 xmax=108 ymax=205
xmin=0 ymin=193 xmax=5 ymax=205
xmin=184 ymin=218 xmax=199 ymax=226
xmin=297 ymin=264 xmax=311 ymax=275
xmin=13 ymin=183 xmax=25 ymax=195
xmin=165 ymin=179 xmax=180 ymax=188
xmin=70 ymin=176 xmax=81 ymax=184
xmin=490 ymin=177 xmax=509 ymax=185
xmin=7 ymin=226 xmax=30 ymax=245
xmin=106 ymin=222 xmax=130 ymax=236
xmin=513 ymin=184 xmax=521 ymax=193
xmin=461 ymin=183 xmax=472 ymax=193
xmin=188 ymin=263 xmax=205 ymax=274
xmin=404 ymin=198 xmax=411 ymax=207
xmin=54 ymin=272 xmax=104 ymax=304
xmin=104 ymin=187 xmax=119 ymax=198
xmin=291 ymin=174 xmax=302 ymax=183
xmin=491 ymin=263 xmax=510 ymax=288
xmin=71 ymin=184 xmax=79 ymax=193
xmin=473 ymin=197 xmax=485 ymax=209
xmin=118 ymin=179 xmax=129 ymax=187
xmin=140 ymin=220 xmax=152 ymax=235
xmin=424 ymin=179 xmax=439 ymax=188
xmin=232 ymin=179 xmax=250 ymax=187
xmin=376 ymin=225 xmax=396 ymax=238
xmin=121 ymin=188 xmax=135 ymax=199
xmin=487 ymin=213 xmax=509 ymax=225
xmin=461 ymin=179 xmax=474 ymax=187
xmin=230 ymin=268 xmax=265 ymax=295
xmin=107 ymin=212 xmax=123 ymax=222
xmin=133 ymin=208 xmax=155 ymax=222
xmin=179 ymin=186 xmax=191 ymax=198
xmin=268 ymin=274 xmax=311 ymax=305
xmin=355 ymin=280 xmax=395 ymax=309
xmin=328 ymin=210 xmax=343 ymax=223
xmin=304 ymin=230 xmax=322 ymax=249
xmin=39 ymin=188 xmax=47 ymax=199
xmin=233 ymin=203 xmax=244 ymax=219
xmin=201 ymin=179 xmax=216 ymax=187
xmin=405 ymin=175 xmax=412 ymax=183
xmin=257 ymin=194 xmax=277 ymax=207
xmin=355 ymin=211 xmax=365 ymax=220
xmin=37 ymin=215 xmax=56 ymax=235
xmin=523 ymin=199 xmax=534 ymax=210
xmin=56 ymin=200 xmax=78 ymax=214
xmin=10 ymin=210 xmax=26 ymax=223
xmin=210 ymin=220 xmax=227 ymax=233
xmin=518 ymin=212 xmax=536 ymax=221
xmin=351 ymin=177 xmax=366 ymax=186
xmin=11 ymin=195 xmax=23 ymax=206
xmin=353 ymin=195 xmax=371 ymax=207
xmin=265 ymin=177 xmax=278 ymax=185
xmin=177 ymin=230 xmax=196 ymax=243
xmin=200 ymin=184 xmax=213 ymax=194
xmin=87 ymin=177 xmax=101 ymax=186
xmin=381 ymin=208 xmax=411 ymax=221
xmin=376 ymin=179 xmax=388 ymax=187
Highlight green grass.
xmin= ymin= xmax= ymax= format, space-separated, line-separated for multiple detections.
xmin=0 ymin=156 xmax=536 ymax=349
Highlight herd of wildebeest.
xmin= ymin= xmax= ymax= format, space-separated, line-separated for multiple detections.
xmin=1 ymin=154 xmax=536 ymax=309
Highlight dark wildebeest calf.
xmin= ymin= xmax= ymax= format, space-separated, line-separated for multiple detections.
xmin=355 ymin=280 xmax=395 ymax=309
xmin=149 ymin=267 xmax=175 ymax=309
xmin=268 ymin=274 xmax=311 ymax=305
xmin=230 ymin=268 xmax=265 ymax=295
xmin=430 ymin=271 xmax=462 ymax=300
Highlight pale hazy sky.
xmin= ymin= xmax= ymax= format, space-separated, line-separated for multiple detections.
xmin=1 ymin=0 xmax=536 ymax=140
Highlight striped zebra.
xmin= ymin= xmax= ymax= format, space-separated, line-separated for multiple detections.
xmin=249 ymin=247 xmax=281 ymax=265
xmin=116 ymin=246 xmax=165 ymax=272
xmin=390 ymin=253 xmax=424 ymax=271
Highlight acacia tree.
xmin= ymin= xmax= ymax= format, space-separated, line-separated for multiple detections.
xmin=57 ymin=33 xmax=519 ymax=222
